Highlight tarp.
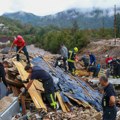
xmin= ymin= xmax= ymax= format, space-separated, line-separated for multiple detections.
xmin=32 ymin=56 xmax=102 ymax=111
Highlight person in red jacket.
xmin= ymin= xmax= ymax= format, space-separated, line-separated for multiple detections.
xmin=105 ymin=55 xmax=113 ymax=67
xmin=9 ymin=35 xmax=30 ymax=64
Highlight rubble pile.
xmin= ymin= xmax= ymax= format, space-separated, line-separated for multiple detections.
xmin=43 ymin=108 xmax=102 ymax=120
xmin=0 ymin=51 xmax=102 ymax=119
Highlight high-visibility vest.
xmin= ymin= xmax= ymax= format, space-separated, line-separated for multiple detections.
xmin=67 ymin=50 xmax=76 ymax=62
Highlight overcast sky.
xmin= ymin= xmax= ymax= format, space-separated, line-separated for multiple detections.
xmin=0 ymin=0 xmax=119 ymax=16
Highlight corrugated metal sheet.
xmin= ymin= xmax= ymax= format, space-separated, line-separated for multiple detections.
xmin=0 ymin=97 xmax=19 ymax=120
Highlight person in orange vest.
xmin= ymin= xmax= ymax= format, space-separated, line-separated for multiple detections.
xmin=9 ymin=35 xmax=30 ymax=64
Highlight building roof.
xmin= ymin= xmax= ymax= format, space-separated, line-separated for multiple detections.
xmin=0 ymin=37 xmax=11 ymax=43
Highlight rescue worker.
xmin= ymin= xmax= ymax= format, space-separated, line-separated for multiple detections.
xmin=99 ymin=76 xmax=117 ymax=120
xmin=55 ymin=44 xmax=68 ymax=71
xmin=24 ymin=65 xmax=57 ymax=110
xmin=88 ymin=51 xmax=96 ymax=66
xmin=9 ymin=35 xmax=30 ymax=64
xmin=105 ymin=54 xmax=113 ymax=68
xmin=111 ymin=56 xmax=120 ymax=78
xmin=67 ymin=47 xmax=78 ymax=75
xmin=79 ymin=55 xmax=89 ymax=69
xmin=88 ymin=64 xmax=101 ymax=78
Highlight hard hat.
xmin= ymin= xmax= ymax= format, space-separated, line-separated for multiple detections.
xmin=74 ymin=47 xmax=78 ymax=52
xmin=105 ymin=54 xmax=109 ymax=58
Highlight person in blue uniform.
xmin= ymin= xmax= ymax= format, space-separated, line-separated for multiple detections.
xmin=88 ymin=51 xmax=96 ymax=66
xmin=99 ymin=76 xmax=117 ymax=120
xmin=24 ymin=65 xmax=57 ymax=110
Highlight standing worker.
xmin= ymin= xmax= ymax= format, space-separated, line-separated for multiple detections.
xmin=99 ymin=76 xmax=117 ymax=120
xmin=9 ymin=35 xmax=30 ymax=64
xmin=24 ymin=65 xmax=57 ymax=110
xmin=67 ymin=47 xmax=78 ymax=75
xmin=55 ymin=44 xmax=68 ymax=71
xmin=88 ymin=51 xmax=96 ymax=66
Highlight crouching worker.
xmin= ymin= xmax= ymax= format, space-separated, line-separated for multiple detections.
xmin=88 ymin=64 xmax=101 ymax=78
xmin=79 ymin=55 xmax=89 ymax=69
xmin=24 ymin=65 xmax=57 ymax=110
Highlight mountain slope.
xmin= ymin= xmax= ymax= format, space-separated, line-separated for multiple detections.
xmin=3 ymin=11 xmax=40 ymax=26
xmin=2 ymin=8 xmax=116 ymax=29
xmin=0 ymin=16 xmax=25 ymax=34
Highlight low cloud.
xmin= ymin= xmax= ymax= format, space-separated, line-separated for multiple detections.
xmin=0 ymin=0 xmax=119 ymax=15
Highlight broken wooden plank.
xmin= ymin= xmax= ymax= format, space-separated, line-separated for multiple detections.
xmin=64 ymin=93 xmax=91 ymax=109
xmin=56 ymin=92 xmax=68 ymax=112
xmin=12 ymin=60 xmax=47 ymax=110
xmin=33 ymin=80 xmax=44 ymax=92
xmin=64 ymin=93 xmax=82 ymax=105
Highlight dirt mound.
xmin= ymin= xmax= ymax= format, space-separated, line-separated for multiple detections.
xmin=79 ymin=39 xmax=120 ymax=67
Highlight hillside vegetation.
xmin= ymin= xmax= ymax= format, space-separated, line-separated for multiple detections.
xmin=0 ymin=15 xmax=120 ymax=53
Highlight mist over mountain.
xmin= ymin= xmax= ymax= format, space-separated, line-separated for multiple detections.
xmin=2 ymin=8 xmax=120 ymax=29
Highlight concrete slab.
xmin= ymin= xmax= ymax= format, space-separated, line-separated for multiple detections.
xmin=0 ymin=82 xmax=7 ymax=99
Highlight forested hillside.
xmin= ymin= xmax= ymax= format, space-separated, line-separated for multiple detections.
xmin=3 ymin=8 xmax=120 ymax=29
xmin=0 ymin=14 xmax=119 ymax=53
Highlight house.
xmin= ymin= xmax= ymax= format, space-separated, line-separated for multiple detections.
xmin=0 ymin=37 xmax=11 ymax=45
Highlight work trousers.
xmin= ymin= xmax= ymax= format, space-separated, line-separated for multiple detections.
xmin=68 ymin=62 xmax=75 ymax=75
xmin=45 ymin=92 xmax=57 ymax=110
xmin=113 ymin=64 xmax=120 ymax=77
xmin=16 ymin=46 xmax=30 ymax=63
xmin=103 ymin=107 xmax=117 ymax=120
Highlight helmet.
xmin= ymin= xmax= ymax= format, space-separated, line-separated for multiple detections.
xmin=105 ymin=54 xmax=109 ymax=58
xmin=74 ymin=47 xmax=78 ymax=52
xmin=17 ymin=35 xmax=23 ymax=40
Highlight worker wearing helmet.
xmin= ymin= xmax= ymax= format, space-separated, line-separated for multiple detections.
xmin=67 ymin=47 xmax=78 ymax=75
xmin=9 ymin=35 xmax=30 ymax=64
xmin=105 ymin=54 xmax=113 ymax=67
xmin=74 ymin=47 xmax=78 ymax=53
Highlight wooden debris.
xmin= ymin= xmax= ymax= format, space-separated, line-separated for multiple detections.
xmin=12 ymin=60 xmax=47 ymax=110
xmin=56 ymin=92 xmax=68 ymax=112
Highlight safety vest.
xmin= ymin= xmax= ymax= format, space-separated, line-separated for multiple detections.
xmin=67 ymin=50 xmax=76 ymax=63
